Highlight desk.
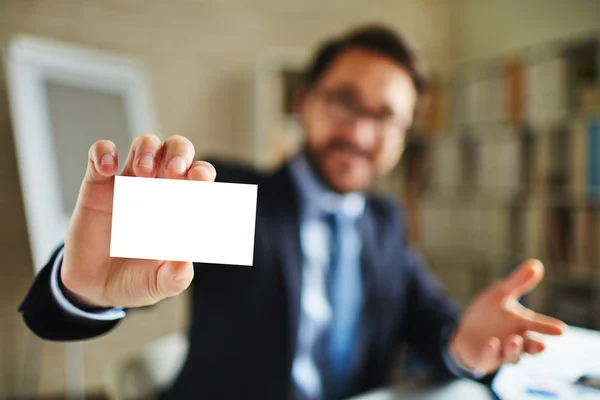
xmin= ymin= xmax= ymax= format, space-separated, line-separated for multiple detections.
xmin=492 ymin=326 xmax=600 ymax=399
xmin=350 ymin=326 xmax=600 ymax=400
xmin=348 ymin=379 xmax=494 ymax=399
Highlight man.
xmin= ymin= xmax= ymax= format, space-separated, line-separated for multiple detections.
xmin=20 ymin=25 xmax=565 ymax=400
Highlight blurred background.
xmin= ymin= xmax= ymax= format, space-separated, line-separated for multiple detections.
xmin=0 ymin=0 xmax=599 ymax=398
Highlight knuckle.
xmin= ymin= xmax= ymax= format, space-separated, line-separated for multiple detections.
xmin=149 ymin=263 xmax=169 ymax=300
xmin=165 ymin=135 xmax=194 ymax=151
xmin=132 ymin=133 xmax=159 ymax=149
xmin=197 ymin=160 xmax=216 ymax=173
xmin=115 ymin=265 xmax=162 ymax=304
xmin=89 ymin=140 xmax=108 ymax=159
xmin=92 ymin=139 xmax=108 ymax=149
xmin=139 ymin=133 xmax=162 ymax=149
xmin=166 ymin=134 xmax=188 ymax=143
xmin=147 ymin=272 xmax=163 ymax=300
xmin=131 ymin=135 xmax=143 ymax=149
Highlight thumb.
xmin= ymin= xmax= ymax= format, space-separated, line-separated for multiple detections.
xmin=155 ymin=261 xmax=195 ymax=300
xmin=103 ymin=261 xmax=194 ymax=308
xmin=503 ymin=259 xmax=544 ymax=297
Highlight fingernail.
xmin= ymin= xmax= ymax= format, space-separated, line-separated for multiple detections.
xmin=167 ymin=156 xmax=187 ymax=173
xmin=100 ymin=154 xmax=115 ymax=166
xmin=560 ymin=323 xmax=568 ymax=331
xmin=195 ymin=164 xmax=215 ymax=179
xmin=174 ymin=274 xmax=187 ymax=283
xmin=138 ymin=154 xmax=154 ymax=169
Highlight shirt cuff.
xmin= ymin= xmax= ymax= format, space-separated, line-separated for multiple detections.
xmin=441 ymin=323 xmax=486 ymax=380
xmin=50 ymin=247 xmax=126 ymax=321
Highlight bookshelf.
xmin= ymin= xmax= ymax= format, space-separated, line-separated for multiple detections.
xmin=392 ymin=33 xmax=600 ymax=329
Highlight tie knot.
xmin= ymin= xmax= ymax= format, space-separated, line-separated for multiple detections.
xmin=319 ymin=192 xmax=365 ymax=221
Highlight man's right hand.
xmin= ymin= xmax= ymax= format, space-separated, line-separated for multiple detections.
xmin=61 ymin=134 xmax=216 ymax=309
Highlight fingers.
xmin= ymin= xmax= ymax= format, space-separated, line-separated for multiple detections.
xmin=522 ymin=312 xmax=567 ymax=336
xmin=120 ymin=134 xmax=204 ymax=181
xmin=477 ymin=334 xmax=541 ymax=370
xmin=524 ymin=335 xmax=546 ymax=355
xmin=121 ymin=134 xmax=163 ymax=177
xmin=187 ymin=160 xmax=217 ymax=182
xmin=502 ymin=334 xmax=524 ymax=364
xmin=503 ymin=259 xmax=544 ymax=297
xmin=85 ymin=140 xmax=118 ymax=183
xmin=157 ymin=135 xmax=195 ymax=179
xmin=478 ymin=337 xmax=502 ymax=372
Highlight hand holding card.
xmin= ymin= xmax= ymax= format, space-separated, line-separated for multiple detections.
xmin=59 ymin=134 xmax=247 ymax=309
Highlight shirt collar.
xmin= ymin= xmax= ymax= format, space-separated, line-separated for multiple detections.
xmin=288 ymin=153 xmax=365 ymax=220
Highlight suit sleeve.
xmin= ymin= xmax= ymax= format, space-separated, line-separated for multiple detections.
xmin=401 ymin=245 xmax=461 ymax=379
xmin=401 ymin=241 xmax=497 ymax=385
xmin=18 ymin=245 xmax=124 ymax=341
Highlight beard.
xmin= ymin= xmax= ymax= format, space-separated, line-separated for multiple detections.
xmin=304 ymin=140 xmax=375 ymax=194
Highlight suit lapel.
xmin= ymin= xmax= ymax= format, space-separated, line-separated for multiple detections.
xmin=357 ymin=200 xmax=389 ymax=390
xmin=360 ymin=202 xmax=384 ymax=308
xmin=354 ymin=201 xmax=386 ymax=382
xmin=265 ymin=164 xmax=303 ymax=361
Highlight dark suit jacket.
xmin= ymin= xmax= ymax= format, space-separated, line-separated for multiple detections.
xmin=19 ymin=159 xmax=466 ymax=400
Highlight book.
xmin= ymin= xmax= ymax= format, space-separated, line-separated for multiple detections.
xmin=488 ymin=72 xmax=504 ymax=122
xmin=544 ymin=203 xmax=572 ymax=273
xmin=433 ymin=138 xmax=460 ymax=189
xmin=413 ymin=80 xmax=451 ymax=135
xmin=570 ymin=115 xmax=587 ymax=196
xmin=481 ymin=207 xmax=510 ymax=259
xmin=573 ymin=205 xmax=600 ymax=278
xmin=401 ymin=138 xmax=432 ymax=245
xmin=450 ymin=76 xmax=467 ymax=127
xmin=459 ymin=130 xmax=479 ymax=190
xmin=503 ymin=57 xmax=526 ymax=130
xmin=420 ymin=204 xmax=455 ymax=250
xmin=508 ymin=200 xmax=526 ymax=255
xmin=457 ymin=202 xmax=482 ymax=251
xmin=523 ymin=201 xmax=543 ymax=259
xmin=525 ymin=58 xmax=544 ymax=126
xmin=548 ymin=123 xmax=571 ymax=189
xmin=563 ymin=40 xmax=598 ymax=110
xmin=519 ymin=125 xmax=536 ymax=192
xmin=587 ymin=117 xmax=600 ymax=200
xmin=543 ymin=56 xmax=568 ymax=123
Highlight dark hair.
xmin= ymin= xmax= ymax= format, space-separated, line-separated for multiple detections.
xmin=303 ymin=24 xmax=429 ymax=95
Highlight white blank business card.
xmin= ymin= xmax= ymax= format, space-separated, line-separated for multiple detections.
xmin=110 ymin=176 xmax=257 ymax=266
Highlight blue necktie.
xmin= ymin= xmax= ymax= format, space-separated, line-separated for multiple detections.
xmin=322 ymin=212 xmax=362 ymax=397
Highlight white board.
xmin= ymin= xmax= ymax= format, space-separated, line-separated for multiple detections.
xmin=5 ymin=35 xmax=160 ymax=272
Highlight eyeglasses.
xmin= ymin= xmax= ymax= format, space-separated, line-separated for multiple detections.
xmin=311 ymin=86 xmax=409 ymax=137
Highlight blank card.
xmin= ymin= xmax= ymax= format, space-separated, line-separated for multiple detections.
xmin=110 ymin=176 xmax=257 ymax=266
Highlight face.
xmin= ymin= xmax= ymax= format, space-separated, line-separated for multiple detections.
xmin=298 ymin=47 xmax=418 ymax=193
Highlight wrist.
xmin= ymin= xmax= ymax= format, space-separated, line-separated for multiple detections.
xmin=59 ymin=267 xmax=113 ymax=311
xmin=449 ymin=329 xmax=478 ymax=372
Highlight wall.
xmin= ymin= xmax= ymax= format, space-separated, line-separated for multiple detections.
xmin=455 ymin=0 xmax=600 ymax=61
xmin=0 ymin=0 xmax=457 ymax=396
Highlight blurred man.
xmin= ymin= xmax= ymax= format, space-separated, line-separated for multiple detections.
xmin=20 ymin=25 xmax=565 ymax=400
